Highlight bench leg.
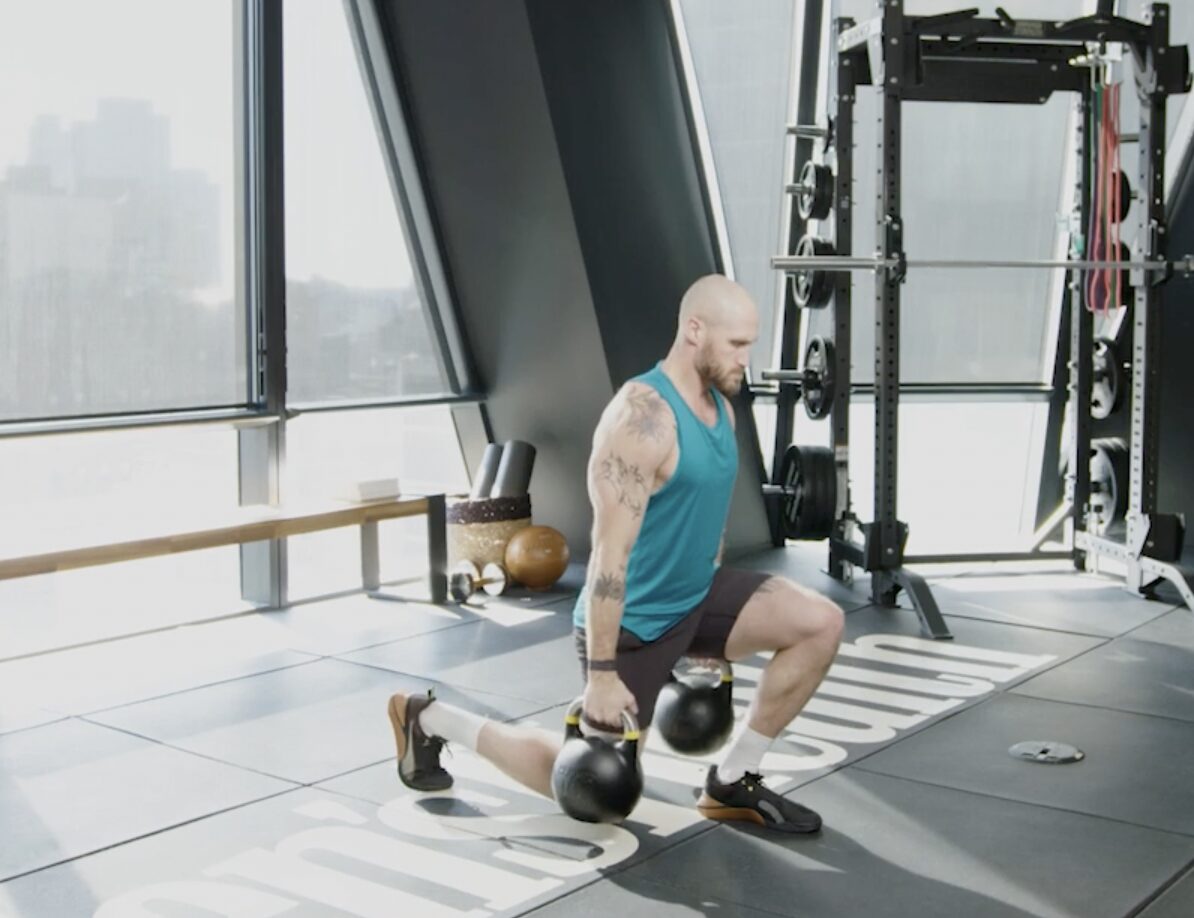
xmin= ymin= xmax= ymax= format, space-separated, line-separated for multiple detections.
xmin=427 ymin=493 xmax=448 ymax=604
xmin=362 ymin=495 xmax=447 ymax=604
xmin=360 ymin=521 xmax=381 ymax=592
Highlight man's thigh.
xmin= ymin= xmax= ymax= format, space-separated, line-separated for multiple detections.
xmin=685 ymin=568 xmax=773 ymax=660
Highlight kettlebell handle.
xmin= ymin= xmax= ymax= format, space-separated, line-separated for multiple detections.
xmin=672 ymin=658 xmax=733 ymax=685
xmin=563 ymin=696 xmax=640 ymax=743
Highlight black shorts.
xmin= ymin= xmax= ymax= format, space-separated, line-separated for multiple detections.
xmin=574 ymin=567 xmax=772 ymax=729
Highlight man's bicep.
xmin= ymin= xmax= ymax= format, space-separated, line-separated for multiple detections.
xmin=587 ymin=413 xmax=669 ymax=552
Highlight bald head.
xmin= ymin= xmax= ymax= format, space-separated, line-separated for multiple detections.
xmin=679 ymin=274 xmax=756 ymax=330
xmin=673 ymin=274 xmax=759 ymax=397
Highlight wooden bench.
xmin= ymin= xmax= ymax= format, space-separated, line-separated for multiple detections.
xmin=0 ymin=493 xmax=448 ymax=603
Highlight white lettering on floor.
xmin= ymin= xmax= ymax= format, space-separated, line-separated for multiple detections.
xmin=96 ymin=635 xmax=1058 ymax=917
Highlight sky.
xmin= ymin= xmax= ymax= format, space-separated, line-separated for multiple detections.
xmin=1 ymin=0 xmax=416 ymax=293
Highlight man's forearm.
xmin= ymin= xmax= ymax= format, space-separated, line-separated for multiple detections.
xmin=584 ymin=554 xmax=627 ymax=663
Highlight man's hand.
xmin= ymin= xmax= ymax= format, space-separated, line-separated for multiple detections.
xmin=582 ymin=671 xmax=638 ymax=729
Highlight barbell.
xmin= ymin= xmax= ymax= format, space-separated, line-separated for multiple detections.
xmin=774 ymin=244 xmax=1194 ymax=275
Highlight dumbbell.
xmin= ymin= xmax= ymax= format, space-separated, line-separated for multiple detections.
xmin=448 ymin=561 xmax=509 ymax=602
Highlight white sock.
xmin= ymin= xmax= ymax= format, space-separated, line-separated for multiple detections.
xmin=418 ymin=700 xmax=488 ymax=752
xmin=715 ymin=725 xmax=773 ymax=784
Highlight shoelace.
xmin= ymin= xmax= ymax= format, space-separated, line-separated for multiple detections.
xmin=423 ymin=735 xmax=452 ymax=765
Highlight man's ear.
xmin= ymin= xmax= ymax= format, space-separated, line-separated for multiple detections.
xmin=685 ymin=316 xmax=704 ymax=346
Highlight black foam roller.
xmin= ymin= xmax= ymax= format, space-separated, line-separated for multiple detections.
xmin=490 ymin=440 xmax=537 ymax=498
xmin=470 ymin=443 xmax=504 ymax=499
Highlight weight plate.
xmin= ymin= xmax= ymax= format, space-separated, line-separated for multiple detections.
xmin=1009 ymin=740 xmax=1085 ymax=764
xmin=481 ymin=561 xmax=508 ymax=597
xmin=1091 ymin=337 xmax=1123 ymax=420
xmin=791 ymin=235 xmax=836 ymax=309
xmin=778 ymin=444 xmax=837 ymax=541
xmin=802 ymin=336 xmax=835 ymax=420
xmin=1115 ymin=170 xmax=1131 ymax=223
xmin=1089 ymin=437 xmax=1128 ymax=536
xmin=797 ymin=161 xmax=834 ymax=222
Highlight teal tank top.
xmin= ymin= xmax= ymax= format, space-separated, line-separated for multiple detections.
xmin=574 ymin=363 xmax=738 ymax=641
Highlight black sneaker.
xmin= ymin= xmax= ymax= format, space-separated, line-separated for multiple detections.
xmin=698 ymin=765 xmax=822 ymax=834
xmin=387 ymin=690 xmax=453 ymax=791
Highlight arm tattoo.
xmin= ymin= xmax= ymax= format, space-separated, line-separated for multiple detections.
xmin=593 ymin=573 xmax=626 ymax=601
xmin=598 ymin=454 xmax=648 ymax=518
xmin=625 ymin=388 xmax=670 ymax=442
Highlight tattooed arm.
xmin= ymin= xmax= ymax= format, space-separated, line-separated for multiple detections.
xmin=581 ymin=383 xmax=675 ymax=723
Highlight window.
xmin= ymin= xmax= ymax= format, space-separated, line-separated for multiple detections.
xmin=0 ymin=1 xmax=244 ymax=421
xmin=283 ymin=0 xmax=452 ymax=406
xmin=284 ymin=405 xmax=468 ymax=599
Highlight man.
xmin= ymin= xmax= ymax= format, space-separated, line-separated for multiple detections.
xmin=388 ymin=274 xmax=844 ymax=832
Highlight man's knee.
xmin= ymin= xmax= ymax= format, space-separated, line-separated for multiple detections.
xmin=769 ymin=579 xmax=844 ymax=648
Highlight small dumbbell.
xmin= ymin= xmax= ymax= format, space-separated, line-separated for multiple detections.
xmin=449 ymin=561 xmax=509 ymax=602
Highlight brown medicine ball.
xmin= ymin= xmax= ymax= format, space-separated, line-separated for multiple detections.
xmin=504 ymin=525 xmax=570 ymax=589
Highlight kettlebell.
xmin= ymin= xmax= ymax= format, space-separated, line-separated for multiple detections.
xmin=654 ymin=659 xmax=735 ymax=755
xmin=551 ymin=697 xmax=643 ymax=823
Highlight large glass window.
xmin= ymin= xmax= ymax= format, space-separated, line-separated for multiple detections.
xmin=0 ymin=426 xmax=246 ymax=658
xmin=283 ymin=0 xmax=451 ymax=406
xmin=284 ymin=406 xmax=468 ymax=600
xmin=0 ymin=1 xmax=244 ymax=422
xmin=677 ymin=0 xmax=795 ymax=377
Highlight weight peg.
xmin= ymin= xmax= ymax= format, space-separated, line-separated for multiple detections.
xmin=791 ymin=235 xmax=837 ymax=308
xmin=795 ymin=161 xmax=834 ymax=221
xmin=802 ymin=336 xmax=835 ymax=420
xmin=448 ymin=560 xmax=509 ymax=602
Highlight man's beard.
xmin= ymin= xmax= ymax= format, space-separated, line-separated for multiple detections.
xmin=696 ymin=350 xmax=743 ymax=397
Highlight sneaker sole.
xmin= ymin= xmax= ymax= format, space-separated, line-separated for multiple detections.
xmin=696 ymin=793 xmax=766 ymax=826
xmin=696 ymin=793 xmax=821 ymax=834
xmin=387 ymin=694 xmax=411 ymax=763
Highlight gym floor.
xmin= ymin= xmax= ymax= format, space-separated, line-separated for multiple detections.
xmin=2 ymin=545 xmax=1193 ymax=917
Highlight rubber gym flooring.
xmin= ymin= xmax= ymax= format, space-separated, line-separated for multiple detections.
xmin=2 ymin=545 xmax=1194 ymax=917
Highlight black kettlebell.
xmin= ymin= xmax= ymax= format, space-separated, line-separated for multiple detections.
xmin=551 ymin=697 xmax=643 ymax=823
xmin=654 ymin=659 xmax=734 ymax=755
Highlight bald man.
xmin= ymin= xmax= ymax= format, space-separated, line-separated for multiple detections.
xmin=387 ymin=275 xmax=843 ymax=833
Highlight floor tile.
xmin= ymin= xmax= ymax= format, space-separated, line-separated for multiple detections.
xmin=729 ymin=546 xmax=873 ymax=611
xmin=0 ymin=618 xmax=316 ymax=716
xmin=88 ymin=658 xmax=548 ymax=785
xmin=1011 ymin=637 xmax=1194 ymax=723
xmin=1137 ymin=865 xmax=1194 ymax=918
xmin=927 ymin=571 xmax=1173 ymax=637
xmin=342 ymin=610 xmax=583 ymax=707
xmin=1125 ymin=607 xmax=1194 ymax=651
xmin=0 ymin=780 xmax=712 ymax=917
xmin=627 ymin=768 xmax=1194 ymax=918
xmin=856 ymin=693 xmax=1194 ymax=837
xmin=0 ymin=719 xmax=290 ymax=882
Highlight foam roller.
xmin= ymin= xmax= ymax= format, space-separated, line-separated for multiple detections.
xmin=470 ymin=443 xmax=504 ymax=500
xmin=491 ymin=440 xmax=536 ymax=498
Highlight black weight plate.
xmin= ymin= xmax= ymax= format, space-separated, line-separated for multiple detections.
xmin=791 ymin=235 xmax=836 ymax=309
xmin=1115 ymin=170 xmax=1131 ymax=223
xmin=797 ymin=161 xmax=834 ymax=221
xmin=779 ymin=445 xmax=835 ymax=541
xmin=802 ymin=336 xmax=835 ymax=421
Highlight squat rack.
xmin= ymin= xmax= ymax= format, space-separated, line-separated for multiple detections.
xmin=763 ymin=1 xmax=1193 ymax=639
